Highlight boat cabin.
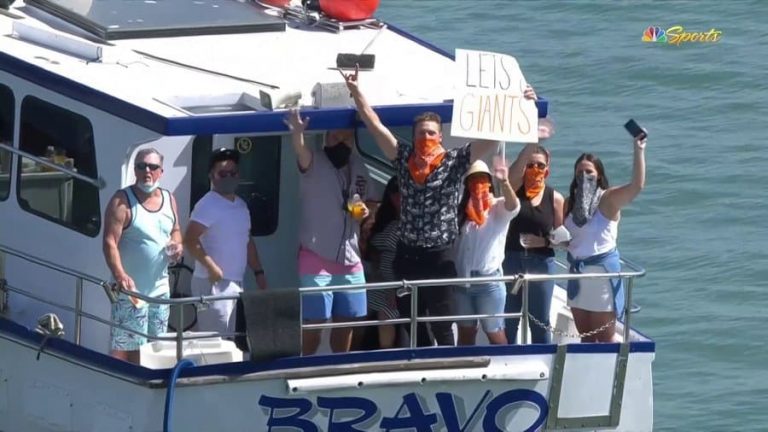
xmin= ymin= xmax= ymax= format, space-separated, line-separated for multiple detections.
xmin=0 ymin=1 xmax=655 ymax=430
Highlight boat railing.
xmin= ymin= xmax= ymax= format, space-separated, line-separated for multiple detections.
xmin=0 ymin=142 xmax=107 ymax=190
xmin=0 ymin=242 xmax=645 ymax=362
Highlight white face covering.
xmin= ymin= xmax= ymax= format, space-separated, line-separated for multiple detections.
xmin=137 ymin=181 xmax=160 ymax=193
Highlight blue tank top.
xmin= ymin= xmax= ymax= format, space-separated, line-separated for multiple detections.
xmin=119 ymin=187 xmax=175 ymax=297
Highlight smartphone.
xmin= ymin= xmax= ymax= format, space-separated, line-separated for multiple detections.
xmin=624 ymin=119 xmax=647 ymax=139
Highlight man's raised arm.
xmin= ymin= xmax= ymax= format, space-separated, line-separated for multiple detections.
xmin=340 ymin=66 xmax=398 ymax=160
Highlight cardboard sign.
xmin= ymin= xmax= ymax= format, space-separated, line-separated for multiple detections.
xmin=450 ymin=49 xmax=538 ymax=143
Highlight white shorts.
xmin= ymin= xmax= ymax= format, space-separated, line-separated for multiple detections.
xmin=190 ymin=277 xmax=243 ymax=335
xmin=567 ymin=265 xmax=614 ymax=312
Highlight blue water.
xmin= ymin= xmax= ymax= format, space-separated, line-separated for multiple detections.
xmin=377 ymin=1 xmax=768 ymax=430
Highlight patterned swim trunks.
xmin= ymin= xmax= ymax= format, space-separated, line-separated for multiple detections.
xmin=110 ymin=292 xmax=170 ymax=351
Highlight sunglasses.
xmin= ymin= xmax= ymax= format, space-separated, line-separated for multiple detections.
xmin=215 ymin=170 xmax=239 ymax=178
xmin=135 ymin=162 xmax=162 ymax=171
xmin=526 ymin=162 xmax=547 ymax=170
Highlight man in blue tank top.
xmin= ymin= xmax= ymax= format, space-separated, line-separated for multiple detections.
xmin=103 ymin=148 xmax=183 ymax=364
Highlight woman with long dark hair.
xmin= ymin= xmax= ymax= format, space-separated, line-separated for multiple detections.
xmin=365 ymin=175 xmax=401 ymax=348
xmin=564 ymin=134 xmax=646 ymax=342
xmin=452 ymin=160 xmax=520 ymax=345
xmin=503 ymin=143 xmax=564 ymax=344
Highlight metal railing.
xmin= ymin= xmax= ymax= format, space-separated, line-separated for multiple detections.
xmin=0 ymin=142 xmax=107 ymax=190
xmin=0 ymin=242 xmax=646 ymax=362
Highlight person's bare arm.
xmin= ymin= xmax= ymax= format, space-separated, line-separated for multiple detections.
xmin=284 ymin=108 xmax=313 ymax=172
xmin=600 ymin=135 xmax=647 ymax=220
xmin=168 ymin=193 xmax=183 ymax=261
xmin=508 ymin=143 xmax=538 ymax=190
xmin=248 ymin=240 xmax=267 ymax=290
xmin=553 ymin=190 xmax=564 ymax=228
xmin=492 ymin=85 xmax=541 ymax=179
xmin=184 ymin=221 xmax=223 ymax=283
xmin=102 ymin=192 xmax=137 ymax=299
xmin=493 ymin=163 xmax=520 ymax=212
xmin=341 ymin=65 xmax=398 ymax=160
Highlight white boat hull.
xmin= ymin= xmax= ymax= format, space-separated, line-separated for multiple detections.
xmin=0 ymin=317 xmax=654 ymax=432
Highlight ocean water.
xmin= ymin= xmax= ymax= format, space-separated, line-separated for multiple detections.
xmin=377 ymin=1 xmax=768 ymax=431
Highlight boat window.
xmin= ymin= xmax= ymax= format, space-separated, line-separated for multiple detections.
xmin=355 ymin=125 xmax=412 ymax=169
xmin=0 ymin=84 xmax=13 ymax=201
xmin=190 ymin=135 xmax=280 ymax=237
xmin=16 ymin=96 xmax=101 ymax=237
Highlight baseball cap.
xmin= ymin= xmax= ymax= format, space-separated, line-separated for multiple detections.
xmin=208 ymin=147 xmax=240 ymax=171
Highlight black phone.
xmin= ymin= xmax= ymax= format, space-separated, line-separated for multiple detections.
xmin=624 ymin=119 xmax=647 ymax=139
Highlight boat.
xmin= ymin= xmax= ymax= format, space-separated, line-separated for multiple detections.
xmin=0 ymin=0 xmax=655 ymax=430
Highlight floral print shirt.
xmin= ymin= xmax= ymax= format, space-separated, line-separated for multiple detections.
xmin=394 ymin=141 xmax=471 ymax=249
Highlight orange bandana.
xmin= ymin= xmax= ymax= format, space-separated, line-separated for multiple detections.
xmin=465 ymin=176 xmax=492 ymax=226
xmin=524 ymin=166 xmax=547 ymax=199
xmin=408 ymin=137 xmax=445 ymax=185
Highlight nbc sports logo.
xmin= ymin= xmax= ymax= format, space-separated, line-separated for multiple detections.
xmin=642 ymin=26 xmax=667 ymax=43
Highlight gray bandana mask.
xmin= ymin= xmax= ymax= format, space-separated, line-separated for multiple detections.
xmin=572 ymin=172 xmax=601 ymax=227
xmin=213 ymin=177 xmax=239 ymax=195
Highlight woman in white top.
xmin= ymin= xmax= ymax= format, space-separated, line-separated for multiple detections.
xmin=453 ymin=160 xmax=520 ymax=345
xmin=563 ymin=133 xmax=646 ymax=342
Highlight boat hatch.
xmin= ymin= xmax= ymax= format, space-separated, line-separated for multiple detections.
xmin=159 ymin=92 xmax=263 ymax=115
xmin=25 ymin=0 xmax=286 ymax=40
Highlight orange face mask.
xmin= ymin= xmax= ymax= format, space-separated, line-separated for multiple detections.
xmin=465 ymin=176 xmax=492 ymax=226
xmin=524 ymin=166 xmax=547 ymax=199
xmin=408 ymin=137 xmax=445 ymax=185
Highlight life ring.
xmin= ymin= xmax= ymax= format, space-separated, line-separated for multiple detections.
xmin=319 ymin=0 xmax=379 ymax=21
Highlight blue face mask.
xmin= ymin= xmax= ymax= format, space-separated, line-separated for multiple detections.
xmin=138 ymin=181 xmax=159 ymax=193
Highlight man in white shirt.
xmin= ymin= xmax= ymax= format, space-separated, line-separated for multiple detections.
xmin=184 ymin=148 xmax=268 ymax=334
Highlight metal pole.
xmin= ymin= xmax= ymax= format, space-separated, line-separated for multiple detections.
xmin=521 ymin=279 xmax=529 ymax=345
xmin=623 ymin=277 xmax=634 ymax=342
xmin=0 ymin=143 xmax=106 ymax=189
xmin=409 ymin=284 xmax=418 ymax=348
xmin=176 ymin=306 xmax=184 ymax=361
xmin=74 ymin=278 xmax=83 ymax=345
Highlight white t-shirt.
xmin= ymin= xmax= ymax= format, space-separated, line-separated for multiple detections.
xmin=190 ymin=191 xmax=251 ymax=281
xmin=564 ymin=210 xmax=618 ymax=260
xmin=453 ymin=197 xmax=519 ymax=282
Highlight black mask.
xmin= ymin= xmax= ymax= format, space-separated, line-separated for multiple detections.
xmin=324 ymin=142 xmax=351 ymax=169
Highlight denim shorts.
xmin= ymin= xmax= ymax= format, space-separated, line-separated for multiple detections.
xmin=300 ymin=272 xmax=367 ymax=321
xmin=111 ymin=291 xmax=170 ymax=351
xmin=454 ymin=269 xmax=506 ymax=333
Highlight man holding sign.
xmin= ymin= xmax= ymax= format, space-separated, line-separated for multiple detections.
xmin=340 ymin=64 xmax=537 ymax=346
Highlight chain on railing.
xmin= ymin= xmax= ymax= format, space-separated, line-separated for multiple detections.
xmin=528 ymin=313 xmax=617 ymax=340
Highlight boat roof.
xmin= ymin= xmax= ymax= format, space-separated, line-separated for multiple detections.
xmin=0 ymin=0 xmax=512 ymax=136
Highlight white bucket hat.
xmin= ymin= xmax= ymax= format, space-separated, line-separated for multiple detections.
xmin=464 ymin=160 xmax=492 ymax=180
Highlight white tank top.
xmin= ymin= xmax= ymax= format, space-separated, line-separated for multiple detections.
xmin=564 ymin=209 xmax=618 ymax=260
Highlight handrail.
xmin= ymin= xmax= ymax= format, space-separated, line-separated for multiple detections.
xmin=1 ymin=240 xmax=647 ymax=360
xmin=0 ymin=243 xmax=107 ymax=285
xmin=0 ymin=142 xmax=107 ymax=190
xmin=110 ymin=266 xmax=643 ymax=306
